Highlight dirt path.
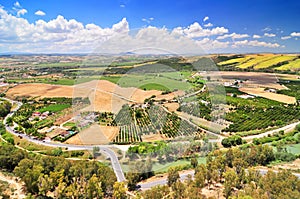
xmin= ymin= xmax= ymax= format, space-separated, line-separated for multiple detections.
xmin=0 ymin=172 xmax=25 ymax=199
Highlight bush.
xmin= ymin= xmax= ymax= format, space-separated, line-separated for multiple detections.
xmin=221 ymin=135 xmax=244 ymax=148
xmin=275 ymin=152 xmax=297 ymax=162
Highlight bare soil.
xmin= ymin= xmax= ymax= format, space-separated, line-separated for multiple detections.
xmin=65 ymin=124 xmax=113 ymax=145
xmin=163 ymin=102 xmax=180 ymax=112
xmin=141 ymin=133 xmax=166 ymax=142
xmin=239 ymin=87 xmax=296 ymax=104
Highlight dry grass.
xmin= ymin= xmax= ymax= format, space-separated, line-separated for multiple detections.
xmin=163 ymin=102 xmax=180 ymax=112
xmin=239 ymin=87 xmax=296 ymax=104
xmin=6 ymin=83 xmax=73 ymax=98
xmin=276 ymin=73 xmax=300 ymax=81
xmin=155 ymin=90 xmax=185 ymax=101
xmin=141 ymin=133 xmax=166 ymax=142
xmin=65 ymin=124 xmax=113 ymax=145
xmin=7 ymin=80 xmax=162 ymax=113
xmin=98 ymin=125 xmax=119 ymax=141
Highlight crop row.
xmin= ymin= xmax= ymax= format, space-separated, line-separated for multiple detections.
xmin=113 ymin=105 xmax=201 ymax=143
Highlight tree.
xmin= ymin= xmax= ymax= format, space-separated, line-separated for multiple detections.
xmin=113 ymin=182 xmax=127 ymax=199
xmin=194 ymin=170 xmax=206 ymax=188
xmin=38 ymin=174 xmax=52 ymax=196
xmin=85 ymin=174 xmax=103 ymax=199
xmin=126 ymin=172 xmax=139 ymax=191
xmin=167 ymin=167 xmax=179 ymax=187
xmin=92 ymin=146 xmax=100 ymax=159
xmin=191 ymin=157 xmax=198 ymax=168
xmin=224 ymin=169 xmax=238 ymax=199
xmin=226 ymin=148 xmax=234 ymax=168
xmin=142 ymin=185 xmax=170 ymax=199
xmin=171 ymin=181 xmax=186 ymax=198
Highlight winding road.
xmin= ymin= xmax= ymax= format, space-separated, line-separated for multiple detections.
xmin=1 ymin=98 xmax=126 ymax=182
xmin=2 ymin=96 xmax=300 ymax=188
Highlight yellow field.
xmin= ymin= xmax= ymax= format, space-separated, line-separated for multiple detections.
xmin=238 ymin=55 xmax=275 ymax=69
xmin=276 ymin=58 xmax=300 ymax=71
xmin=216 ymin=54 xmax=300 ymax=71
xmin=218 ymin=57 xmax=250 ymax=66
xmin=253 ymin=55 xmax=296 ymax=69
xmin=239 ymin=87 xmax=296 ymax=104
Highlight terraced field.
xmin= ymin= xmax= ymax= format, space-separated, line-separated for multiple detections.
xmin=216 ymin=54 xmax=300 ymax=71
xmin=276 ymin=59 xmax=300 ymax=71
xmin=253 ymin=55 xmax=296 ymax=69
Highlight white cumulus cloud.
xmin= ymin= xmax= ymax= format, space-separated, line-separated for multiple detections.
xmin=203 ymin=16 xmax=209 ymax=22
xmin=234 ymin=40 xmax=280 ymax=48
xmin=196 ymin=38 xmax=229 ymax=50
xmin=17 ymin=8 xmax=27 ymax=17
xmin=217 ymin=33 xmax=249 ymax=40
xmin=179 ymin=22 xmax=228 ymax=38
xmin=253 ymin=34 xmax=261 ymax=39
xmin=0 ymin=5 xmax=288 ymax=54
xmin=203 ymin=23 xmax=213 ymax=27
xmin=291 ymin=32 xmax=300 ymax=37
xmin=264 ymin=33 xmax=276 ymax=37
xmin=35 ymin=10 xmax=46 ymax=16
xmin=281 ymin=36 xmax=291 ymax=40
xmin=14 ymin=1 xmax=21 ymax=8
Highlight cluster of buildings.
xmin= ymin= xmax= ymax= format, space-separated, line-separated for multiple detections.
xmin=29 ymin=111 xmax=50 ymax=121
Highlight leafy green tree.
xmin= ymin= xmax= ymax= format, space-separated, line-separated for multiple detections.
xmin=142 ymin=185 xmax=170 ymax=199
xmin=191 ymin=157 xmax=198 ymax=168
xmin=92 ymin=146 xmax=100 ymax=159
xmin=38 ymin=174 xmax=52 ymax=196
xmin=126 ymin=172 xmax=139 ymax=191
xmin=85 ymin=174 xmax=103 ymax=199
xmin=113 ymin=182 xmax=127 ymax=199
xmin=167 ymin=167 xmax=180 ymax=187
xmin=224 ymin=169 xmax=238 ymax=199
xmin=171 ymin=181 xmax=186 ymax=199
xmin=194 ymin=170 xmax=206 ymax=188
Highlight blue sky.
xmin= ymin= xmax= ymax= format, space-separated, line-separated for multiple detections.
xmin=0 ymin=0 xmax=300 ymax=54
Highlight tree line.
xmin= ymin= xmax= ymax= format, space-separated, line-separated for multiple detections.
xmin=0 ymin=143 xmax=117 ymax=198
xmin=141 ymin=144 xmax=300 ymax=199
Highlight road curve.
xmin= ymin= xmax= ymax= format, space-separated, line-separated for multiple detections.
xmin=243 ymin=121 xmax=300 ymax=140
xmin=1 ymin=98 xmax=126 ymax=182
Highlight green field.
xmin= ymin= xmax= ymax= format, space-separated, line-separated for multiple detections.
xmin=152 ymin=157 xmax=206 ymax=173
xmin=63 ymin=122 xmax=76 ymax=128
xmin=38 ymin=104 xmax=71 ymax=113
xmin=111 ymin=74 xmax=192 ymax=91
xmin=121 ymin=157 xmax=206 ymax=173
xmin=41 ymin=78 xmax=76 ymax=85
xmin=286 ymin=144 xmax=300 ymax=155
xmin=100 ymin=76 xmax=122 ymax=84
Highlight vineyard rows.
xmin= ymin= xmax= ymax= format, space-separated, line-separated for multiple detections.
xmin=113 ymin=105 xmax=201 ymax=144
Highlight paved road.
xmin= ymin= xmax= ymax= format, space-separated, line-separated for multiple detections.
xmin=139 ymin=170 xmax=194 ymax=189
xmin=243 ymin=121 xmax=300 ymax=140
xmin=1 ymin=98 xmax=126 ymax=182
xmin=3 ymin=97 xmax=300 ymax=187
